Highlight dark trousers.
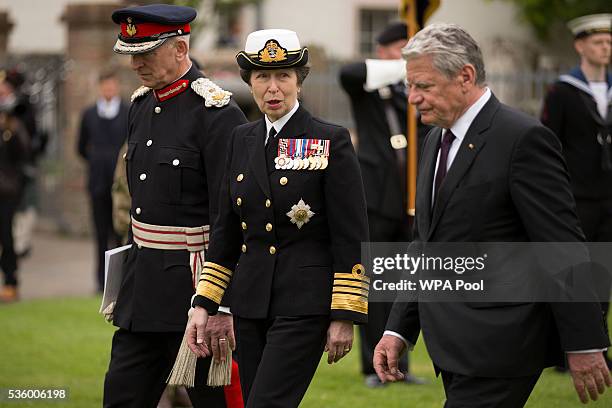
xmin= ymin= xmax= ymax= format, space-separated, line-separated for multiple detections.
xmin=235 ymin=315 xmax=328 ymax=408
xmin=103 ymin=329 xmax=227 ymax=408
xmin=441 ymin=370 xmax=541 ymax=408
xmin=360 ymin=211 xmax=412 ymax=375
xmin=0 ymin=196 xmax=19 ymax=286
xmin=90 ymin=190 xmax=120 ymax=292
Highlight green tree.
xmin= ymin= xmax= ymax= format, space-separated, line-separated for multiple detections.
xmin=498 ymin=0 xmax=610 ymax=39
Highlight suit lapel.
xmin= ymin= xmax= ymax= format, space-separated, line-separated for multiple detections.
xmin=416 ymin=128 xmax=440 ymax=239
xmin=427 ymin=95 xmax=500 ymax=240
xmin=247 ymin=119 xmax=271 ymax=198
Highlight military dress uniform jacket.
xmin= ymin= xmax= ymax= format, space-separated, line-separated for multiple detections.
xmin=193 ymin=106 xmax=370 ymax=323
xmin=113 ymin=65 xmax=247 ymax=332
xmin=541 ymin=67 xmax=612 ymax=199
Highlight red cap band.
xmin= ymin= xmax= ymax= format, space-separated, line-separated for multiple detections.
xmin=120 ymin=21 xmax=190 ymax=39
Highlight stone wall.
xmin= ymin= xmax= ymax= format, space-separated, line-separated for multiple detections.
xmin=60 ymin=2 xmax=134 ymax=235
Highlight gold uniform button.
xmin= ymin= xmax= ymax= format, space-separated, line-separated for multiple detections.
xmin=265 ymin=199 xmax=271 ymax=208
xmin=269 ymin=246 xmax=276 ymax=255
xmin=135 ymin=207 xmax=142 ymax=215
xmin=154 ymin=106 xmax=162 ymax=114
xmin=236 ymin=197 xmax=242 ymax=206
xmin=241 ymin=222 xmax=247 ymax=230
xmin=266 ymin=223 xmax=273 ymax=232
xmin=279 ymin=176 xmax=288 ymax=186
xmin=241 ymin=244 xmax=247 ymax=253
xmin=237 ymin=173 xmax=244 ymax=182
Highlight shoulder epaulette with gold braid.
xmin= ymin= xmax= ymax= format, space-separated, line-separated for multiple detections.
xmin=191 ymin=78 xmax=232 ymax=108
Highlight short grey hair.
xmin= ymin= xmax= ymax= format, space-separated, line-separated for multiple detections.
xmin=402 ymin=23 xmax=486 ymax=85
xmin=167 ymin=34 xmax=190 ymax=49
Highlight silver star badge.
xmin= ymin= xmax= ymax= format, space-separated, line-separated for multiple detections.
xmin=286 ymin=199 xmax=315 ymax=229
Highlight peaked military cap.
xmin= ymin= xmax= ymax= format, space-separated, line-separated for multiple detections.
xmin=376 ymin=22 xmax=408 ymax=46
xmin=111 ymin=4 xmax=196 ymax=54
xmin=236 ymin=29 xmax=308 ymax=70
xmin=568 ymin=13 xmax=611 ymax=38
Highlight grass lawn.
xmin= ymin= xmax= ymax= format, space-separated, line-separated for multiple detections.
xmin=0 ymin=297 xmax=610 ymax=407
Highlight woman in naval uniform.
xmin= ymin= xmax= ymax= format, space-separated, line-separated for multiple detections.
xmin=186 ymin=29 xmax=370 ymax=407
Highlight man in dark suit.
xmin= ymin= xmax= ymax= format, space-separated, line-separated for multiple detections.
xmin=374 ymin=23 xmax=611 ymax=407
xmin=541 ymin=14 xmax=612 ymax=368
xmin=339 ymin=21 xmax=427 ymax=387
xmin=78 ymin=70 xmax=128 ymax=292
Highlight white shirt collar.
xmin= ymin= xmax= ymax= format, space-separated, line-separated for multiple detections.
xmin=265 ymin=100 xmax=300 ymax=141
xmin=448 ymin=87 xmax=491 ymax=142
xmin=96 ymin=96 xmax=121 ymax=119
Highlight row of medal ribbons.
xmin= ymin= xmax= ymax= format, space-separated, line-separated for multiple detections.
xmin=275 ymin=138 xmax=330 ymax=170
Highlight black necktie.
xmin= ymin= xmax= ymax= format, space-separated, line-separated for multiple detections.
xmin=434 ymin=130 xmax=456 ymax=201
xmin=266 ymin=127 xmax=277 ymax=148
xmin=265 ymin=127 xmax=278 ymax=172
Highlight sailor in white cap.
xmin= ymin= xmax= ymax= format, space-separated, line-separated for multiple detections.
xmin=541 ymin=13 xmax=612 ymax=370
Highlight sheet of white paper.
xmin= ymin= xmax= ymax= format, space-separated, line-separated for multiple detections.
xmin=99 ymin=244 xmax=132 ymax=313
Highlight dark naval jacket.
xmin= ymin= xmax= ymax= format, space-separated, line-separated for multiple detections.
xmin=541 ymin=67 xmax=612 ymax=199
xmin=113 ymin=65 xmax=247 ymax=332
xmin=193 ymin=105 xmax=370 ymax=323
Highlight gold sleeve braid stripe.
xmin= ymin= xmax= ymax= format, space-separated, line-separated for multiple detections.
xmin=203 ymin=262 xmax=233 ymax=276
xmin=333 ymin=286 xmax=368 ymax=297
xmin=201 ymin=268 xmax=231 ymax=286
xmin=196 ymin=282 xmax=225 ymax=304
xmin=196 ymin=262 xmax=234 ymax=304
xmin=331 ymin=296 xmax=368 ymax=315
xmin=202 ymin=275 xmax=229 ymax=290
xmin=334 ymin=272 xmax=370 ymax=284
xmin=333 ymin=279 xmax=370 ymax=290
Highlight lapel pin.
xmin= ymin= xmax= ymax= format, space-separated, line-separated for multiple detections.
xmin=468 ymin=143 xmax=475 ymax=150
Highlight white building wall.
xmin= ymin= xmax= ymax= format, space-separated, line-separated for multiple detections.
xmin=257 ymin=0 xmax=400 ymax=59
xmin=0 ymin=0 xmax=107 ymax=54
xmin=226 ymin=0 xmax=538 ymax=61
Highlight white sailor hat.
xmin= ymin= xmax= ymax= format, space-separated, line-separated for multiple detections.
xmin=111 ymin=4 xmax=196 ymax=55
xmin=567 ymin=13 xmax=611 ymax=38
xmin=236 ymin=29 xmax=308 ymax=70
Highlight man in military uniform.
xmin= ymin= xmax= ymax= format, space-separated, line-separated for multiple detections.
xmin=104 ymin=5 xmax=247 ymax=407
xmin=339 ymin=22 xmax=427 ymax=387
xmin=541 ymin=13 xmax=612 ymax=368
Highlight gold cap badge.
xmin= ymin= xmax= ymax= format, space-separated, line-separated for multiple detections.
xmin=259 ymin=40 xmax=288 ymax=63
xmin=126 ymin=17 xmax=137 ymax=37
